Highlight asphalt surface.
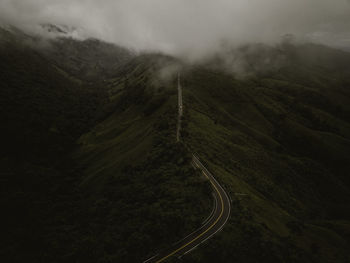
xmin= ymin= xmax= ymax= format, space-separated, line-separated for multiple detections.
xmin=176 ymin=73 xmax=183 ymax=142
xmin=143 ymin=75 xmax=231 ymax=263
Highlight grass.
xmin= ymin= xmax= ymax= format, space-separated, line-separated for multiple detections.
xmin=69 ymin=57 xmax=213 ymax=262
xmin=1 ymin=28 xmax=212 ymax=263
xmin=2 ymin=27 xmax=350 ymax=262
xmin=180 ymin=46 xmax=350 ymax=262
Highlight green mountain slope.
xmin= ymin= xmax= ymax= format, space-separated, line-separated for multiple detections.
xmin=0 ymin=26 xmax=115 ymax=262
xmin=43 ymin=37 xmax=133 ymax=82
xmin=0 ymin=28 xmax=211 ymax=263
xmin=1 ymin=25 xmax=350 ymax=263
xmin=180 ymin=44 xmax=350 ymax=262
xmin=71 ymin=55 xmax=211 ymax=262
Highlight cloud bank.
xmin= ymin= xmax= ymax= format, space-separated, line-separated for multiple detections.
xmin=1 ymin=0 xmax=350 ymax=58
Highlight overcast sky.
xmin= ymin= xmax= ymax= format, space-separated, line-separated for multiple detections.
xmin=1 ymin=0 xmax=350 ymax=57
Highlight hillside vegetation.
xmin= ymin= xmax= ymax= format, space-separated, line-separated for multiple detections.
xmin=180 ymin=43 xmax=350 ymax=263
xmin=0 ymin=27 xmax=211 ymax=263
xmin=1 ymin=25 xmax=350 ymax=263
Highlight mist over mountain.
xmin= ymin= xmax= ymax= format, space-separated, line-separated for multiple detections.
xmin=1 ymin=0 xmax=350 ymax=58
xmin=1 ymin=2 xmax=350 ymax=263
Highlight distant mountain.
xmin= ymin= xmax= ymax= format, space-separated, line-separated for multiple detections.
xmin=0 ymin=24 xmax=134 ymax=81
xmin=41 ymin=23 xmax=75 ymax=34
xmin=38 ymin=23 xmax=88 ymax=40
xmin=43 ymin=37 xmax=134 ymax=81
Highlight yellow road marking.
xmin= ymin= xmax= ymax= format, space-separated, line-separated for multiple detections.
xmin=155 ymin=166 xmax=225 ymax=263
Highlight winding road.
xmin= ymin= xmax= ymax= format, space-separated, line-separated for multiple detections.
xmin=143 ymin=74 xmax=231 ymax=263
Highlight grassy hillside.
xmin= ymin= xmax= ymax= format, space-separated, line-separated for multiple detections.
xmin=0 ymin=27 xmax=116 ymax=262
xmin=43 ymin=37 xmax=133 ymax=82
xmin=0 ymin=28 xmax=211 ymax=262
xmin=70 ymin=55 xmax=212 ymax=262
xmin=2 ymin=24 xmax=350 ymax=263
xmin=179 ymin=44 xmax=350 ymax=262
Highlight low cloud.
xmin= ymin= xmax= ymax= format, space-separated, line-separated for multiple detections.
xmin=1 ymin=0 xmax=350 ymax=59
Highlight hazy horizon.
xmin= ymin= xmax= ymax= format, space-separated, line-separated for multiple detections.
xmin=1 ymin=0 xmax=350 ymax=58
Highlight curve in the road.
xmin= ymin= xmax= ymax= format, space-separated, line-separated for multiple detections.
xmin=144 ymin=156 xmax=231 ymax=263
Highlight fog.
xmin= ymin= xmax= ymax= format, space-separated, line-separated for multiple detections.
xmin=1 ymin=0 xmax=350 ymax=58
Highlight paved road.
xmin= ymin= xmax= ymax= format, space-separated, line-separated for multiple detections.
xmin=176 ymin=73 xmax=183 ymax=142
xmin=143 ymin=75 xmax=231 ymax=263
